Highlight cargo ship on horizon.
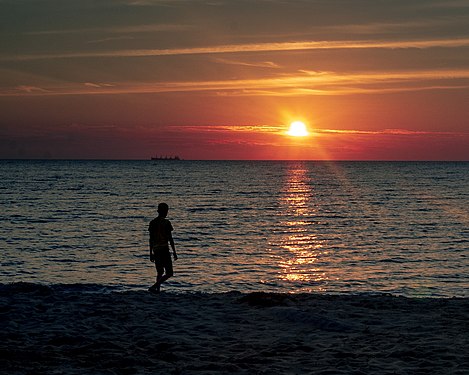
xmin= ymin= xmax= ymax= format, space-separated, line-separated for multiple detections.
xmin=151 ymin=155 xmax=181 ymax=160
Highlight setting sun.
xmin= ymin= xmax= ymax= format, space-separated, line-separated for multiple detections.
xmin=287 ymin=121 xmax=309 ymax=137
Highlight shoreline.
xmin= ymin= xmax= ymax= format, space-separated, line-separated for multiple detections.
xmin=1 ymin=283 xmax=468 ymax=374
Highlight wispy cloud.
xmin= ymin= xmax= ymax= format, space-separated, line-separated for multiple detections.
xmin=173 ymin=125 xmax=285 ymax=134
xmin=2 ymin=68 xmax=469 ymax=97
xmin=15 ymin=85 xmax=50 ymax=94
xmin=213 ymin=58 xmax=280 ymax=69
xmin=3 ymin=38 xmax=469 ymax=62
xmin=320 ymin=18 xmax=468 ymax=35
xmin=87 ymin=36 xmax=135 ymax=44
xmin=173 ymin=125 xmax=468 ymax=137
xmin=24 ymin=23 xmax=192 ymax=36
xmin=83 ymin=82 xmax=115 ymax=88
xmin=314 ymin=128 xmax=469 ymax=136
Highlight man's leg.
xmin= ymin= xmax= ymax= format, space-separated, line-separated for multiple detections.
xmin=149 ymin=264 xmax=164 ymax=293
xmin=156 ymin=256 xmax=173 ymax=288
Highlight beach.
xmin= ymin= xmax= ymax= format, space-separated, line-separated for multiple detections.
xmin=1 ymin=283 xmax=468 ymax=374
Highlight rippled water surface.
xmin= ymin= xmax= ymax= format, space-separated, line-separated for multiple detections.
xmin=1 ymin=160 xmax=468 ymax=297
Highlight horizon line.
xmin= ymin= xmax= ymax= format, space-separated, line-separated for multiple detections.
xmin=2 ymin=158 xmax=468 ymax=162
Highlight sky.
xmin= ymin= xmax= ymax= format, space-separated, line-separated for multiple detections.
xmin=1 ymin=0 xmax=468 ymax=160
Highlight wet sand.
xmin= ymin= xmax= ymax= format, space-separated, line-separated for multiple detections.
xmin=1 ymin=283 xmax=468 ymax=374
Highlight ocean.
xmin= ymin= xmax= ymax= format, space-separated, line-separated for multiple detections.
xmin=1 ymin=160 xmax=468 ymax=297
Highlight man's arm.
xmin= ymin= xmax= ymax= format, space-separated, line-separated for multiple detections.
xmin=169 ymin=233 xmax=177 ymax=260
xmin=149 ymin=238 xmax=154 ymax=262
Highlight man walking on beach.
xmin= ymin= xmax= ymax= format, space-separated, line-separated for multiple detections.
xmin=148 ymin=203 xmax=178 ymax=293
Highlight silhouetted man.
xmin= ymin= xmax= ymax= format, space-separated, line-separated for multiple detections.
xmin=148 ymin=203 xmax=178 ymax=293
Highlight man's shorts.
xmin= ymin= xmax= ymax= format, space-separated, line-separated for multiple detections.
xmin=153 ymin=246 xmax=173 ymax=273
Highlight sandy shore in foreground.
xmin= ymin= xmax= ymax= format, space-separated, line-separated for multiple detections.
xmin=1 ymin=283 xmax=468 ymax=375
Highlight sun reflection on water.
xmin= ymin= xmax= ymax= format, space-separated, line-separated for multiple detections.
xmin=272 ymin=164 xmax=329 ymax=287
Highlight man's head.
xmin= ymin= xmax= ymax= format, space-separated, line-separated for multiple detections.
xmin=157 ymin=202 xmax=169 ymax=217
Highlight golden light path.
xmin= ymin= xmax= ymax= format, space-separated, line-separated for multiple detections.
xmin=275 ymin=165 xmax=329 ymax=287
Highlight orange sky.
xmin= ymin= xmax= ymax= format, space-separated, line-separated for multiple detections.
xmin=0 ymin=0 xmax=468 ymax=160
